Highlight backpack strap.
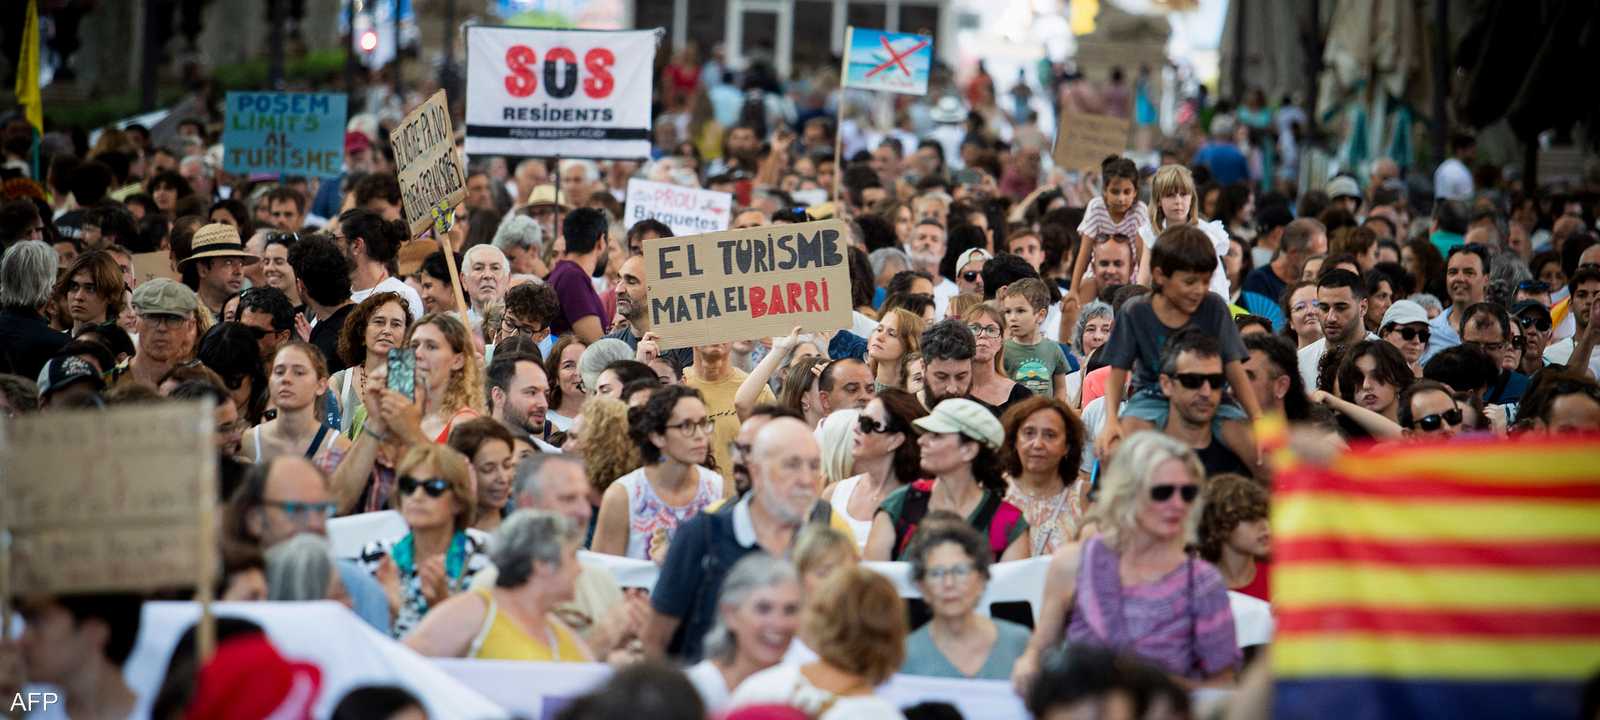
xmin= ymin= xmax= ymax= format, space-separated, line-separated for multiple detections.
xmin=466 ymin=588 xmax=497 ymax=659
xmin=892 ymin=483 xmax=933 ymax=559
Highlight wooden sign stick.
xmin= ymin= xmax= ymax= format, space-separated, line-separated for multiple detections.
xmin=434 ymin=202 xmax=471 ymax=317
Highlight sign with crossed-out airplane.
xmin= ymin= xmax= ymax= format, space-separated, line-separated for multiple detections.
xmin=842 ymin=27 xmax=933 ymax=96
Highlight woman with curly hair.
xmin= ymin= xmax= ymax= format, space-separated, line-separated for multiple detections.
xmin=406 ymin=312 xmax=485 ymax=443
xmin=565 ymin=396 xmax=641 ymax=505
xmin=1196 ymin=473 xmax=1270 ymax=601
xmin=330 ymin=291 xmax=413 ymax=435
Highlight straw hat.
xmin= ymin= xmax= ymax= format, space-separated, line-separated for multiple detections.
xmin=181 ymin=223 xmax=260 ymax=267
xmin=525 ymin=184 xmax=571 ymax=211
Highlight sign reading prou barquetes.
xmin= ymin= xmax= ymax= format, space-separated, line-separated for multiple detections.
xmin=643 ymin=220 xmax=853 ymax=350
xmin=465 ymin=26 xmax=658 ymax=159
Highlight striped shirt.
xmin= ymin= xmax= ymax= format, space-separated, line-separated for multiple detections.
xmin=1076 ymin=196 xmax=1151 ymax=243
xmin=1067 ymin=536 xmax=1240 ymax=679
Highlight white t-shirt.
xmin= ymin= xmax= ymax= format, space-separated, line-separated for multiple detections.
xmin=730 ymin=664 xmax=905 ymax=720
xmin=1298 ymin=332 xmax=1379 ymax=390
xmin=686 ymin=660 xmax=733 ymax=715
xmin=351 ymin=275 xmax=425 ymax=320
xmin=1138 ymin=219 xmax=1232 ymax=300
xmin=1543 ymin=336 xmax=1600 ymax=377
xmin=932 ymin=277 xmax=960 ymax=319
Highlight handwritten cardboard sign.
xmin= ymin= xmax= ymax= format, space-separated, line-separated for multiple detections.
xmin=391 ymin=90 xmax=468 ymax=237
xmin=1052 ymin=109 xmax=1131 ymax=173
xmin=625 ymin=177 xmax=732 ymax=237
xmin=129 ymin=251 xmax=178 ymax=287
xmin=0 ymin=401 xmax=216 ymax=594
xmin=643 ymin=219 xmax=853 ymax=350
xmin=222 ymin=91 xmax=348 ymax=178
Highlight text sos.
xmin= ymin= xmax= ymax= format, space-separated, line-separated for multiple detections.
xmin=504 ymin=46 xmax=615 ymax=99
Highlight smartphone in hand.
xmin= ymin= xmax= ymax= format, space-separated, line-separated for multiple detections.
xmin=386 ymin=348 xmax=417 ymax=401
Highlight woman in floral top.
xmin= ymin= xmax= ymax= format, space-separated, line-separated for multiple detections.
xmin=360 ymin=443 xmax=492 ymax=638
xmin=999 ymin=396 xmax=1091 ymax=556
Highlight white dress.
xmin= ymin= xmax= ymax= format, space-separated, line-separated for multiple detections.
xmin=612 ymin=465 xmax=725 ymax=562
xmin=828 ymin=474 xmax=875 ymax=553
xmin=729 ymin=664 xmax=905 ymax=720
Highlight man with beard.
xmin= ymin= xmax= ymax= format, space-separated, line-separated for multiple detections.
xmin=707 ymin=123 xmax=762 ymax=177
xmin=1544 ymin=267 xmax=1600 ymax=377
xmin=1159 ymin=328 xmax=1252 ymax=477
xmin=908 ymin=219 xmax=960 ymax=317
xmin=1297 ymin=269 xmax=1376 ymax=390
xmin=1423 ymin=244 xmax=1489 ymax=363
xmin=919 ymin=319 xmax=977 ymax=407
xmin=486 ymin=350 xmax=560 ymax=451
xmin=686 ymin=341 xmax=773 ymax=475
xmin=605 ymin=253 xmax=693 ymax=369
xmin=112 ymin=278 xmax=199 ymax=389
xmin=644 ymin=417 xmax=822 ymax=661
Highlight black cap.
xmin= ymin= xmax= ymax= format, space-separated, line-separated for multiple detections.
xmin=1512 ymin=300 xmax=1552 ymax=322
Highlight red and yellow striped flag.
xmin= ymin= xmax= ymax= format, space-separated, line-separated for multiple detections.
xmin=1272 ymin=434 xmax=1600 ymax=719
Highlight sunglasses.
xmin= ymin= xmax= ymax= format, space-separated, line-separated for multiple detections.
xmin=1409 ymin=407 xmax=1463 ymax=432
xmin=1518 ymin=314 xmax=1552 ymax=333
xmin=1150 ymin=484 xmax=1199 ymax=503
xmin=961 ymin=271 xmax=982 ymax=283
xmin=398 ymin=475 xmax=452 ymax=498
xmin=1170 ymin=372 xmax=1225 ymax=391
xmin=857 ymin=416 xmax=899 ymax=435
xmin=1387 ymin=325 xmax=1431 ymax=344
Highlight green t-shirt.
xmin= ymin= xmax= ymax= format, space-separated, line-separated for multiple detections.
xmin=1003 ymin=338 xmax=1070 ymax=397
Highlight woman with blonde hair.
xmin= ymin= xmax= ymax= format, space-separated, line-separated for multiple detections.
xmin=815 ymin=407 xmax=860 ymax=488
xmin=729 ymin=567 xmax=909 ymax=719
xmin=359 ymin=443 xmax=492 ymax=638
xmin=406 ymin=312 xmax=485 ymax=443
xmin=867 ymin=307 xmax=924 ymax=392
xmin=963 ymin=302 xmax=1030 ymax=416
xmin=1136 ymin=164 xmax=1232 ymax=299
xmin=565 ymin=396 xmax=642 ymax=506
xmin=1013 ymin=432 xmax=1239 ymax=691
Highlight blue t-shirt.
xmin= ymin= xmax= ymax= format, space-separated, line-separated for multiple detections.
xmin=1193 ymin=142 xmax=1250 ymax=186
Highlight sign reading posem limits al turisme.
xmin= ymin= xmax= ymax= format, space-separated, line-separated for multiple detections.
xmin=222 ymin=92 xmax=347 ymax=178
xmin=390 ymin=90 xmax=468 ymax=236
xmin=643 ymin=219 xmax=853 ymax=350
xmin=465 ymin=26 xmax=658 ymax=159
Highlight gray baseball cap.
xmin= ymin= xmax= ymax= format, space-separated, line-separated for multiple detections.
xmin=131 ymin=277 xmax=199 ymax=317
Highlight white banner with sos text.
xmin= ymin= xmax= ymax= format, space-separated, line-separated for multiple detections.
xmin=466 ymin=26 xmax=657 ymax=159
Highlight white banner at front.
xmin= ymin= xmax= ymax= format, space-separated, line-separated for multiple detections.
xmin=625 ymin=177 xmax=733 ymax=236
xmin=465 ymin=26 xmax=657 ymax=159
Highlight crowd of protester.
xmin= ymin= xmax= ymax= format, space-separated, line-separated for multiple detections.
xmin=2 ymin=39 xmax=1600 ymax=720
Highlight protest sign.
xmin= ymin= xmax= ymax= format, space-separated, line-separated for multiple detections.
xmin=391 ymin=90 xmax=468 ymax=236
xmin=842 ymin=27 xmax=933 ymax=96
xmin=624 ymin=178 xmax=732 ymax=237
xmin=0 ymin=401 xmax=216 ymax=595
xmin=465 ymin=27 xmax=657 ymax=159
xmin=643 ymin=219 xmax=852 ymax=350
xmin=1052 ymin=107 xmax=1131 ymax=172
xmin=222 ymin=92 xmax=347 ymax=178
xmin=129 ymin=251 xmax=178 ymax=286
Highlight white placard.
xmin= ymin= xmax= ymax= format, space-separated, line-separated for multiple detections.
xmin=624 ymin=177 xmax=733 ymax=237
xmin=465 ymin=26 xmax=657 ymax=159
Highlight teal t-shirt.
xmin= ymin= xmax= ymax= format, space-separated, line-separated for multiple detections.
xmin=1004 ymin=337 xmax=1070 ymax=397
xmin=900 ymin=618 xmax=1033 ymax=680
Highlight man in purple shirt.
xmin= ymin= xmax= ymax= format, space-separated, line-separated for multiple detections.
xmin=547 ymin=208 xmax=611 ymax=342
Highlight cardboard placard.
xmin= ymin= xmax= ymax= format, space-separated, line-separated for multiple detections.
xmin=129 ymin=251 xmax=178 ymax=286
xmin=222 ymin=91 xmax=348 ymax=178
xmin=465 ymin=27 xmax=658 ymax=160
xmin=842 ymin=27 xmax=934 ymax=96
xmin=624 ymin=177 xmax=732 ymax=237
xmin=1052 ymin=109 xmax=1132 ymax=173
xmin=391 ymin=90 xmax=468 ymax=237
xmin=0 ymin=401 xmax=216 ymax=594
xmin=643 ymin=219 xmax=853 ymax=350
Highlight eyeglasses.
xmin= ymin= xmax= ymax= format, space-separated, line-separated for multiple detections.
xmin=857 ymin=416 xmax=899 ymax=435
xmin=1170 ymin=372 xmax=1225 ymax=391
xmin=398 ymin=475 xmax=452 ymax=498
xmin=1149 ymin=484 xmax=1199 ymax=503
xmin=1518 ymin=314 xmax=1552 ymax=333
xmin=665 ymin=418 xmax=715 ymax=436
xmin=1409 ymin=407 xmax=1463 ymax=432
xmin=1291 ymin=301 xmax=1317 ymax=314
xmin=924 ymin=563 xmax=976 ymax=584
xmin=501 ymin=315 xmax=546 ymax=337
xmin=966 ymin=323 xmax=1003 ymax=339
xmin=960 ymin=271 xmax=982 ymax=284
xmin=1386 ymin=325 xmax=1431 ymax=344
xmin=1466 ymin=340 xmax=1510 ymax=354
xmin=263 ymin=499 xmax=337 ymax=519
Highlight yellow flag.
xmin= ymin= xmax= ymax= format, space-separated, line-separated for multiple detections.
xmin=15 ymin=0 xmax=42 ymax=133
xmin=1069 ymin=0 xmax=1099 ymax=36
